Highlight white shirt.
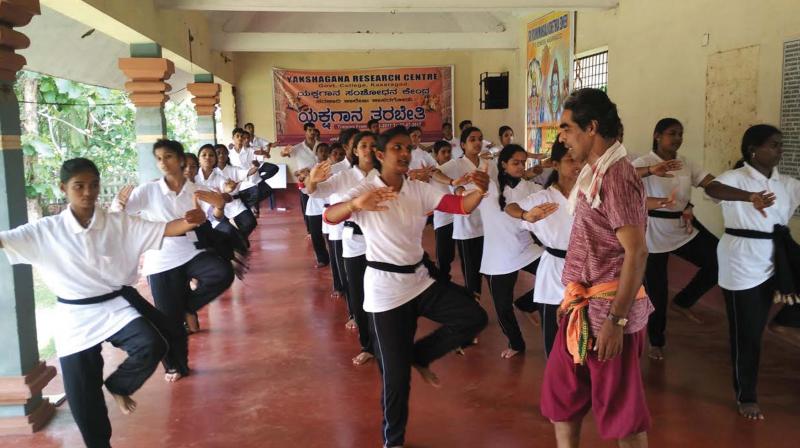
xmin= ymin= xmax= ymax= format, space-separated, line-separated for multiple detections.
xmin=632 ymin=152 xmax=710 ymax=253
xmin=715 ymin=163 xmax=800 ymax=291
xmin=438 ymin=156 xmax=497 ymax=240
xmin=342 ymin=176 xmax=447 ymax=312
xmin=448 ymin=138 xmax=464 ymax=159
xmin=314 ymin=166 xmax=378 ymax=257
xmin=289 ymin=141 xmax=318 ymax=172
xmin=0 ymin=208 xmax=164 ymax=356
xmin=321 ymin=160 xmax=352 ymax=240
xmin=228 ymin=146 xmax=261 ymax=190
xmin=195 ymin=168 xmax=248 ymax=220
xmin=125 ymin=178 xmax=205 ymax=276
xmin=250 ymin=135 xmax=271 ymax=150
xmin=516 ymin=186 xmax=573 ymax=305
xmin=410 ymin=147 xmax=437 ymax=170
xmin=478 ymin=179 xmax=542 ymax=275
xmin=432 ymin=162 xmax=455 ymax=229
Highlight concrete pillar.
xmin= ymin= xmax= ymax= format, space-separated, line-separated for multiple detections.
xmin=118 ymin=44 xmax=174 ymax=183
xmin=0 ymin=0 xmax=58 ymax=435
xmin=186 ymin=73 xmax=220 ymax=148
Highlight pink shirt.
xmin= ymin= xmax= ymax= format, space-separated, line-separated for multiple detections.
xmin=562 ymin=159 xmax=653 ymax=334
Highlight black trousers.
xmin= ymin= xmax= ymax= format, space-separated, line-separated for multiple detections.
xmin=344 ymin=254 xmax=372 ymax=353
xmin=434 ymin=223 xmax=455 ymax=282
xmin=512 ymin=259 xmax=540 ymax=313
xmin=299 ymin=190 xmax=311 ymax=234
xmin=370 ymin=281 xmax=488 ymax=447
xmin=147 ymin=252 xmax=234 ymax=371
xmin=485 ymin=259 xmax=539 ymax=352
xmin=723 ymin=277 xmax=774 ymax=403
xmin=237 ymin=185 xmax=260 ymax=211
xmin=645 ymin=225 xmax=719 ymax=347
xmin=308 ymin=215 xmax=330 ymax=265
xmin=327 ymin=238 xmax=347 ymax=293
xmin=774 ymin=304 xmax=800 ymax=328
xmin=456 ymin=236 xmax=484 ymax=296
xmin=60 ymin=317 xmax=166 ymax=448
xmin=233 ymin=209 xmax=258 ymax=239
xmin=539 ymin=303 xmax=560 ymax=358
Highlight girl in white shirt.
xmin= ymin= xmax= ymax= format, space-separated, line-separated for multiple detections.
xmin=0 ymin=158 xmax=205 ymax=448
xmin=478 ymin=144 xmax=544 ymax=358
xmin=323 ymin=142 xmax=350 ymax=298
xmin=323 ymin=126 xmax=489 ymax=448
xmin=714 ymin=125 xmax=795 ymax=421
xmin=432 ymin=141 xmax=457 ymax=282
xmin=122 ymin=139 xmax=235 ymax=381
xmin=487 ymin=125 xmax=515 ymax=158
xmin=301 ymin=143 xmax=331 ymax=268
xmin=197 ymin=144 xmax=258 ymax=239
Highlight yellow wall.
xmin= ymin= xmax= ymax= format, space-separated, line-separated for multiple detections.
xmin=234 ymin=50 xmax=523 ymax=179
xmin=521 ymin=0 xmax=800 ymax=235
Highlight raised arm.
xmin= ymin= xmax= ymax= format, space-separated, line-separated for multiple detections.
xmin=703 ymin=175 xmax=775 ymax=217
xmin=323 ymin=187 xmax=398 ymax=225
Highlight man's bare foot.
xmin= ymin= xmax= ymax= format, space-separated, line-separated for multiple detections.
xmin=413 ymin=365 xmax=442 ymax=388
xmin=164 ymin=371 xmax=184 ymax=383
xmin=305 ymin=234 xmax=312 ymax=240
xmin=345 ymin=318 xmax=357 ymax=330
xmin=738 ymin=402 xmax=765 ymax=420
xmin=500 ymin=348 xmax=521 ymax=359
xmin=352 ymin=351 xmax=374 ymax=366
xmin=670 ymin=303 xmax=703 ymax=324
xmin=648 ymin=346 xmax=664 ymax=361
xmin=185 ymin=312 xmax=200 ymax=334
xmin=111 ymin=393 xmax=137 ymax=415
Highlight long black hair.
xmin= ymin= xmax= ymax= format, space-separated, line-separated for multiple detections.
xmin=460 ymin=126 xmax=482 ymax=151
xmin=350 ymin=131 xmax=377 ymax=167
xmin=734 ymin=124 xmax=782 ymax=169
xmin=652 ymin=118 xmax=682 ymax=151
xmin=544 ymin=140 xmax=569 ymax=188
xmin=496 ymin=144 xmax=527 ymax=210
xmin=60 ymin=157 xmax=99 ymax=184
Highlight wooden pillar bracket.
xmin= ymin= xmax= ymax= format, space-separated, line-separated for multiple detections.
xmin=187 ymin=82 xmax=221 ymax=116
xmin=118 ymin=57 xmax=175 ymax=107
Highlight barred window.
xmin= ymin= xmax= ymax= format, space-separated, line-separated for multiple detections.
xmin=573 ymin=50 xmax=608 ymax=92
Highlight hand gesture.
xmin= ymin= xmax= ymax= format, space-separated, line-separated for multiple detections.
xmin=594 ymin=319 xmax=624 ymax=362
xmin=467 ymin=167 xmax=490 ymax=193
xmin=648 ymin=159 xmax=683 ymax=178
xmin=479 ymin=151 xmax=494 ymax=160
xmin=281 ymin=147 xmax=292 ymax=157
xmin=681 ymin=206 xmax=695 ymax=234
xmin=524 ymin=165 xmax=544 ymax=179
xmin=194 ymin=190 xmax=226 ymax=209
xmin=309 ymin=161 xmax=332 ymax=184
xmin=222 ymin=180 xmax=238 ymax=194
xmin=184 ymin=208 xmax=207 ymax=226
xmin=522 ymin=202 xmax=559 ymax=222
xmin=352 ymin=187 xmax=398 ymax=212
xmin=116 ymin=185 xmax=135 ymax=210
xmin=408 ymin=168 xmax=432 ymax=182
xmin=750 ymin=190 xmax=776 ymax=217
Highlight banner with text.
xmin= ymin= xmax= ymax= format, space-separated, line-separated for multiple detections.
xmin=526 ymin=11 xmax=574 ymax=155
xmin=273 ymin=66 xmax=453 ymax=145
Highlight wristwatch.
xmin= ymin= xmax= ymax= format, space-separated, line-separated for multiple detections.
xmin=607 ymin=313 xmax=628 ymax=327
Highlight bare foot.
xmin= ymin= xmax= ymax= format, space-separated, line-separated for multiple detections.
xmin=331 ymin=290 xmax=343 ymax=299
xmin=111 ymin=393 xmax=137 ymax=415
xmin=413 ymin=365 xmax=442 ymax=388
xmin=345 ymin=318 xmax=357 ymax=330
xmin=185 ymin=313 xmax=200 ymax=334
xmin=164 ymin=371 xmax=184 ymax=383
xmin=454 ymin=347 xmax=466 ymax=356
xmin=738 ymin=402 xmax=765 ymax=420
xmin=648 ymin=346 xmax=664 ymax=361
xmin=500 ymin=348 xmax=521 ymax=359
xmin=670 ymin=303 xmax=703 ymax=324
xmin=352 ymin=351 xmax=374 ymax=366
xmin=305 ymin=234 xmax=312 ymax=240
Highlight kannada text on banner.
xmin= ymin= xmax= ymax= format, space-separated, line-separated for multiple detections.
xmin=526 ymin=11 xmax=573 ymax=155
xmin=273 ymin=67 xmax=453 ymax=145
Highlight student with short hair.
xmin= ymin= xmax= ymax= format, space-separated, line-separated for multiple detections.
xmin=244 ymin=122 xmax=272 ymax=155
xmin=227 ymin=128 xmax=278 ymax=217
xmin=431 ymin=140 xmax=456 ymax=281
xmin=408 ymin=125 xmax=437 ymax=170
xmin=367 ymin=118 xmax=380 ymax=134
xmin=442 ymin=122 xmax=462 ymax=159
xmin=282 ymin=122 xmax=319 ymax=235
xmin=299 ymin=143 xmax=331 ymax=268
xmin=0 ymin=158 xmax=206 ymax=448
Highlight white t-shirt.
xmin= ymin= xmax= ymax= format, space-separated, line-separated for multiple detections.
xmin=289 ymin=141 xmax=318 ymax=173
xmin=342 ymin=176 xmax=447 ymax=312
xmin=516 ymin=186 xmax=573 ymax=305
xmin=125 ymin=178 xmax=205 ymax=276
xmin=438 ymin=156 xmax=497 ymax=240
xmin=432 ymin=162 xmax=455 ymax=229
xmin=0 ymin=208 xmax=164 ymax=356
xmin=715 ymin=163 xmax=800 ymax=291
xmin=227 ymin=146 xmax=262 ymax=190
xmin=478 ymin=179 xmax=542 ymax=275
xmin=410 ymin=147 xmax=437 ymax=170
xmin=195 ymin=168 xmax=248 ymax=220
xmin=320 ymin=160 xmax=352 ymax=240
xmin=632 ymin=152 xmax=710 ymax=253
xmin=448 ymin=138 xmax=464 ymax=159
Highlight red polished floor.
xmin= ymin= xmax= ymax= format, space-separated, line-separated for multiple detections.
xmin=3 ymin=194 xmax=800 ymax=448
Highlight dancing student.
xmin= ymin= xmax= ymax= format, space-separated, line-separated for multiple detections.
xmin=282 ymin=122 xmax=319 ymax=234
xmin=714 ymin=124 xmax=795 ymax=420
xmin=244 ymin=122 xmax=272 ymax=153
xmin=431 ymin=141 xmax=456 ymax=281
xmin=540 ymin=88 xmax=653 ymax=447
xmin=306 ymin=131 xmax=380 ymax=365
xmin=228 ymin=127 xmax=277 ymax=217
xmin=458 ymin=119 xmax=493 ymax=152
xmin=438 ymin=126 xmax=497 ymax=299
xmin=506 ymin=141 xmax=577 ymax=356
xmin=368 ymin=118 xmax=380 ymax=134
xmin=408 ymin=126 xmax=437 ymax=170
xmin=442 ymin=122 xmax=462 ymax=158
xmin=0 ymin=158 xmax=207 ymax=448
xmin=633 ymin=118 xmax=766 ymax=360
xmin=120 ymin=139 xmax=234 ymax=380
xmin=323 ymin=142 xmax=351 ymax=297
xmin=300 ymin=143 xmax=331 ymax=268
xmin=323 ymin=126 xmax=489 ymax=448
xmin=478 ymin=144 xmax=546 ymax=358
xmin=488 ymin=125 xmax=515 ymax=158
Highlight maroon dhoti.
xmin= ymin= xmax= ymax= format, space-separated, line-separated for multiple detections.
xmin=540 ymin=317 xmax=651 ymax=439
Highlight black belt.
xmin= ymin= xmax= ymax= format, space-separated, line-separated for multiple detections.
xmin=648 ymin=210 xmax=683 ymax=219
xmin=725 ymin=225 xmax=800 ymax=303
xmin=58 ymin=288 xmax=123 ymax=305
xmin=366 ymin=253 xmax=444 ymax=281
xmin=544 ymin=247 xmax=567 ymax=259
xmin=724 ymin=228 xmax=772 ymax=239
xmin=344 ymin=221 xmax=363 ymax=235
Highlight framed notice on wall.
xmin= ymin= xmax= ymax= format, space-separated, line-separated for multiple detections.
xmin=272 ymin=66 xmax=454 ymax=145
xmin=525 ymin=11 xmax=574 ymax=155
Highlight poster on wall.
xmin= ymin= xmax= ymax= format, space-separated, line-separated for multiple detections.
xmin=526 ymin=11 xmax=574 ymax=155
xmin=273 ymin=66 xmax=453 ymax=145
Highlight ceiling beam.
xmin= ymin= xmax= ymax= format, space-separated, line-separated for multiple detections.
xmin=157 ymin=0 xmax=617 ymax=13
xmin=213 ymin=31 xmax=518 ymax=52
